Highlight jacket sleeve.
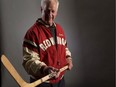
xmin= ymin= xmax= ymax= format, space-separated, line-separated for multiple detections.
xmin=22 ymin=30 xmax=46 ymax=77
xmin=65 ymin=47 xmax=72 ymax=58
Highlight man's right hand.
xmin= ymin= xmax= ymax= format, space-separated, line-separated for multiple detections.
xmin=42 ymin=66 xmax=60 ymax=78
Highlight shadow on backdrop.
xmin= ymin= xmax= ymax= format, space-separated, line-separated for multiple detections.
xmin=0 ymin=0 xmax=2 ymax=86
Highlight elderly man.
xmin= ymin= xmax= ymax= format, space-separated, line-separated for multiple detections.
xmin=22 ymin=0 xmax=73 ymax=87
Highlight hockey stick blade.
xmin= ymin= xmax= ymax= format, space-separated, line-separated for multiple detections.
xmin=1 ymin=55 xmax=28 ymax=87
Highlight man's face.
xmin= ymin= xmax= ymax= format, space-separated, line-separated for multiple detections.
xmin=41 ymin=2 xmax=58 ymax=25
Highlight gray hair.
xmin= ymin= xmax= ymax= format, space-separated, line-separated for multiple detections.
xmin=41 ymin=0 xmax=59 ymax=9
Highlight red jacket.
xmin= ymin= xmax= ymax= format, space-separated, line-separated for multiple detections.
xmin=23 ymin=19 xmax=71 ymax=83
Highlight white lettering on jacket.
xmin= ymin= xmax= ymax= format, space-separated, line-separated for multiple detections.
xmin=39 ymin=37 xmax=66 ymax=51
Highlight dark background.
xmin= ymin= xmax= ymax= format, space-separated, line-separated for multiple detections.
xmin=0 ymin=0 xmax=115 ymax=87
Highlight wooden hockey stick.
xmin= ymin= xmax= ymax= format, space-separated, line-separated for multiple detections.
xmin=1 ymin=55 xmax=68 ymax=87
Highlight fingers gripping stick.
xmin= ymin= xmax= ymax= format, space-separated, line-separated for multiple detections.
xmin=1 ymin=55 xmax=68 ymax=87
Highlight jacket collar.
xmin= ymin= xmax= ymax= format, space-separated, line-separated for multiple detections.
xmin=37 ymin=18 xmax=56 ymax=28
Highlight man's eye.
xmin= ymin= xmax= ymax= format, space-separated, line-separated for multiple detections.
xmin=45 ymin=10 xmax=49 ymax=13
xmin=45 ymin=9 xmax=55 ymax=13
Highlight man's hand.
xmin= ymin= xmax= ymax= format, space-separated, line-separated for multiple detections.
xmin=66 ymin=57 xmax=73 ymax=70
xmin=42 ymin=66 xmax=60 ymax=78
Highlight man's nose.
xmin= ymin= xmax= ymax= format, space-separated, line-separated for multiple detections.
xmin=48 ymin=11 xmax=53 ymax=16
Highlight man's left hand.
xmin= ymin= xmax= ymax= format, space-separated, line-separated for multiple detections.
xmin=66 ymin=57 xmax=73 ymax=70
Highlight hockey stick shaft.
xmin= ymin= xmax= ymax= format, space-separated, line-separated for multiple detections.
xmin=29 ymin=65 xmax=68 ymax=87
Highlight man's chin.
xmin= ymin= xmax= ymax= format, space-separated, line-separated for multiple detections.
xmin=47 ymin=21 xmax=54 ymax=26
xmin=44 ymin=19 xmax=53 ymax=25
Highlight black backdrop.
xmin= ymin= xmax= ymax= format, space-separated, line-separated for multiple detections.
xmin=0 ymin=0 xmax=115 ymax=87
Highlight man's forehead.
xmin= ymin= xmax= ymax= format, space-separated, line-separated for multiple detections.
xmin=44 ymin=3 xmax=57 ymax=9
